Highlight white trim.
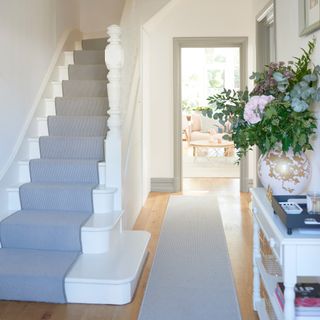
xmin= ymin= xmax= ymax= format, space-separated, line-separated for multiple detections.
xmin=82 ymin=30 xmax=107 ymax=40
xmin=256 ymin=1 xmax=274 ymax=24
xmin=0 ymin=29 xmax=82 ymax=182
xmin=151 ymin=178 xmax=177 ymax=192
xmin=173 ymin=37 xmax=249 ymax=192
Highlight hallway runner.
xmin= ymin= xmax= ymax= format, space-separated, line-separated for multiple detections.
xmin=138 ymin=195 xmax=242 ymax=320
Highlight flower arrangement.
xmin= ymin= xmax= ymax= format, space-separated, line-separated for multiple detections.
xmin=207 ymin=41 xmax=320 ymax=159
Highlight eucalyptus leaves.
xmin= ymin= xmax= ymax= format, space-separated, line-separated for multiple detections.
xmin=250 ymin=40 xmax=320 ymax=112
xmin=207 ymin=41 xmax=319 ymax=159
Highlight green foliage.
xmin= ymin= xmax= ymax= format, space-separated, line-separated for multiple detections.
xmin=207 ymin=41 xmax=319 ymax=159
xmin=192 ymin=106 xmax=214 ymax=118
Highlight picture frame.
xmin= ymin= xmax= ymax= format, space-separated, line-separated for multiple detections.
xmin=299 ymin=0 xmax=320 ymax=36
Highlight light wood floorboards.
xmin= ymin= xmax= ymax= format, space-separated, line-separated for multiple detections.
xmin=0 ymin=178 xmax=258 ymax=320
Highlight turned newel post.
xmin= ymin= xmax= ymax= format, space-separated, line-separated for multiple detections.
xmin=105 ymin=24 xmax=124 ymax=211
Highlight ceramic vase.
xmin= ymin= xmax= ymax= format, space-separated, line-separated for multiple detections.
xmin=258 ymin=147 xmax=311 ymax=195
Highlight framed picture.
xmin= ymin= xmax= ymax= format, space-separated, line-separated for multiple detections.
xmin=299 ymin=0 xmax=320 ymax=36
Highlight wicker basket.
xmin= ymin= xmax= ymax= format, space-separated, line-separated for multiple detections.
xmin=259 ymin=230 xmax=282 ymax=277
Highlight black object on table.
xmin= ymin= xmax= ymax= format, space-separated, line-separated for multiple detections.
xmin=272 ymin=195 xmax=320 ymax=235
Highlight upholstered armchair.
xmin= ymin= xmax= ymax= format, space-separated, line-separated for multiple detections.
xmin=183 ymin=113 xmax=230 ymax=144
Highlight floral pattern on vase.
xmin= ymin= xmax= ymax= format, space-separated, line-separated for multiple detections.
xmin=258 ymin=148 xmax=311 ymax=195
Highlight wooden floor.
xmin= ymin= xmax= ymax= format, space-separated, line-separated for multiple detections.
xmin=0 ymin=178 xmax=258 ymax=320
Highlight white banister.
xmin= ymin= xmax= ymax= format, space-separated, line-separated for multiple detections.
xmin=105 ymin=25 xmax=124 ymax=211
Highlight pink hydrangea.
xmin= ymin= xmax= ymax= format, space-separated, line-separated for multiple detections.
xmin=244 ymin=95 xmax=274 ymax=124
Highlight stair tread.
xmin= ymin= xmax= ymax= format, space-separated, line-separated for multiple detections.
xmin=83 ymin=211 xmax=123 ymax=230
xmin=66 ymin=231 xmax=150 ymax=284
xmin=0 ymin=210 xmax=122 ymax=231
xmin=8 ymin=184 xmax=116 ymax=193
xmin=0 ymin=248 xmax=78 ymax=303
xmin=19 ymin=159 xmax=106 ymax=166
xmin=0 ymin=210 xmax=90 ymax=251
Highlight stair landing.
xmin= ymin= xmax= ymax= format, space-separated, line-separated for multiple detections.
xmin=65 ymin=231 xmax=150 ymax=304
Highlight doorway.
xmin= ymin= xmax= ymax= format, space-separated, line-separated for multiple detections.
xmin=181 ymin=47 xmax=240 ymax=180
xmin=173 ymin=37 xmax=249 ymax=192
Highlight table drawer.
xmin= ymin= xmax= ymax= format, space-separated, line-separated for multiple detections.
xmin=252 ymin=201 xmax=282 ymax=263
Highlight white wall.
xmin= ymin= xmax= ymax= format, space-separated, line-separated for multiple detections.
xmin=80 ymin=0 xmax=125 ymax=38
xmin=0 ymin=0 xmax=79 ymax=178
xmin=145 ymin=0 xmax=254 ymax=179
xmin=56 ymin=0 xmax=80 ymax=41
xmin=275 ymin=0 xmax=320 ymax=191
xmin=119 ymin=0 xmax=172 ymax=228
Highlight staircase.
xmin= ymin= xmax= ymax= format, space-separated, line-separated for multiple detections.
xmin=0 ymin=33 xmax=150 ymax=304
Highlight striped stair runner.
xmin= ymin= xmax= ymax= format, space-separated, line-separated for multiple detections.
xmin=0 ymin=38 xmax=108 ymax=303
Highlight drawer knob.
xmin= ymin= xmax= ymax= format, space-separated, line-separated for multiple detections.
xmin=269 ymin=238 xmax=276 ymax=248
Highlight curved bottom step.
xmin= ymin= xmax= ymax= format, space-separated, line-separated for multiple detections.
xmin=65 ymin=230 xmax=150 ymax=304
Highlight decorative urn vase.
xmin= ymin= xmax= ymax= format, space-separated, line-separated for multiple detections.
xmin=258 ymin=147 xmax=311 ymax=195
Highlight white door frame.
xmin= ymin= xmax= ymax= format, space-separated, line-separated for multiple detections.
xmin=173 ymin=37 xmax=249 ymax=192
xmin=255 ymin=1 xmax=276 ymax=186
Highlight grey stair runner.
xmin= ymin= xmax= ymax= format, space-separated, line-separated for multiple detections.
xmin=62 ymin=80 xmax=108 ymax=97
xmin=0 ymin=249 xmax=79 ymax=303
xmin=55 ymin=97 xmax=108 ymax=116
xmin=0 ymin=38 xmax=108 ymax=303
xmin=73 ymin=50 xmax=105 ymax=65
xmin=48 ymin=116 xmax=107 ymax=136
xmin=29 ymin=159 xmax=99 ymax=183
xmin=68 ymin=64 xmax=107 ymax=80
xmin=19 ymin=182 xmax=96 ymax=212
xmin=0 ymin=210 xmax=90 ymax=251
xmin=39 ymin=136 xmax=105 ymax=160
xmin=82 ymin=38 xmax=108 ymax=50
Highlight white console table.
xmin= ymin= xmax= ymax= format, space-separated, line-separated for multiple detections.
xmin=251 ymin=188 xmax=320 ymax=320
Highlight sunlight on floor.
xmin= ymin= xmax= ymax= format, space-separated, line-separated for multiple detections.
xmin=182 ymin=142 xmax=240 ymax=178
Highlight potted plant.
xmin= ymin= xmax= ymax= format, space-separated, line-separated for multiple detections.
xmin=207 ymin=41 xmax=320 ymax=194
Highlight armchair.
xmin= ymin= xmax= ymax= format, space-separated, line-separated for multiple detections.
xmin=183 ymin=113 xmax=229 ymax=144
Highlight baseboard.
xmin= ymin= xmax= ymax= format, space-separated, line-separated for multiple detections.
xmin=241 ymin=178 xmax=254 ymax=192
xmin=151 ymin=178 xmax=177 ymax=192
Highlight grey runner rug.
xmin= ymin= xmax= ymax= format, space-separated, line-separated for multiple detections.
xmin=138 ymin=195 xmax=241 ymax=320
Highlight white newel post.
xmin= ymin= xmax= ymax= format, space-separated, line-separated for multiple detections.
xmin=105 ymin=25 xmax=124 ymax=211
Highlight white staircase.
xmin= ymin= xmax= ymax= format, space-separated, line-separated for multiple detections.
xmin=0 ymin=26 xmax=150 ymax=304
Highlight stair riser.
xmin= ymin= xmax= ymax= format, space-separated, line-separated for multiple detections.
xmin=48 ymin=82 xmax=62 ymax=98
xmin=7 ymin=187 xmax=113 ymax=213
xmin=18 ymin=161 xmax=106 ymax=185
xmin=58 ymin=67 xmax=69 ymax=81
xmin=74 ymin=41 xmax=82 ymax=51
xmin=45 ymin=98 xmax=109 ymax=117
xmin=65 ymin=250 xmax=148 ymax=304
xmin=51 ymin=67 xmax=68 ymax=82
xmin=0 ymin=214 xmax=121 ymax=254
xmin=37 ymin=118 xmax=48 ymax=136
xmin=29 ymin=136 xmax=105 ymax=158
xmin=82 ymin=220 xmax=121 ymax=254
xmin=36 ymin=117 xmax=107 ymax=137
xmin=45 ymin=99 xmax=56 ymax=116
xmin=28 ymin=139 xmax=40 ymax=159
xmin=64 ymin=52 xmax=74 ymax=65
xmin=93 ymin=191 xmax=114 ymax=214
